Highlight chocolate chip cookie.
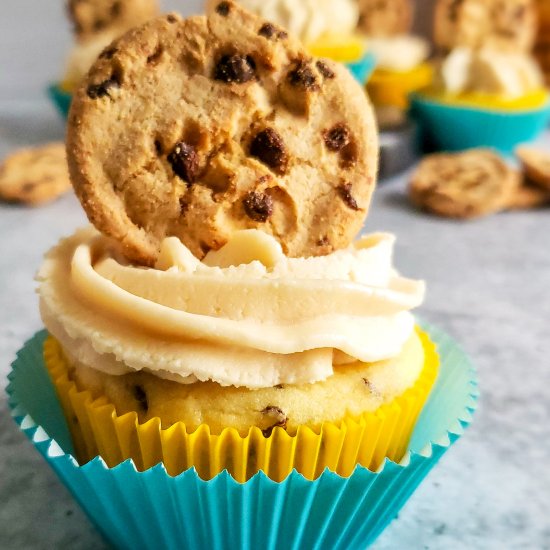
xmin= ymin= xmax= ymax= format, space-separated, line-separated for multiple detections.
xmin=0 ymin=143 xmax=71 ymax=206
xmin=434 ymin=0 xmax=537 ymax=53
xmin=67 ymin=0 xmax=159 ymax=39
xmin=67 ymin=2 xmax=379 ymax=264
xmin=409 ymin=149 xmax=519 ymax=219
xmin=516 ymin=147 xmax=550 ymax=191
xmin=357 ymin=0 xmax=414 ymax=36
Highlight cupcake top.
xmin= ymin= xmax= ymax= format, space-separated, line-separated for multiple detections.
xmin=206 ymin=0 xmax=360 ymax=44
xmin=368 ymin=35 xmax=429 ymax=72
xmin=436 ymin=47 xmax=544 ymax=99
xmin=39 ymin=2 xmax=425 ymax=390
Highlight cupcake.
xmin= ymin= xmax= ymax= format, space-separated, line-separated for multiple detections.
xmin=9 ymin=3 xmax=478 ymax=547
xmin=357 ymin=0 xmax=433 ymax=129
xmin=412 ymin=0 xmax=550 ymax=154
xmin=206 ymin=0 xmax=376 ymax=84
xmin=49 ymin=0 xmax=159 ymax=117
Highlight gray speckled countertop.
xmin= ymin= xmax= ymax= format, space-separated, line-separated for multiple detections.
xmin=1 ymin=1 xmax=550 ymax=549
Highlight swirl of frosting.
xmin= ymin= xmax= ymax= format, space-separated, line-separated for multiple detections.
xmin=38 ymin=227 xmax=424 ymax=389
xmin=438 ymin=47 xmax=544 ymax=99
xmin=219 ymin=0 xmax=359 ymax=44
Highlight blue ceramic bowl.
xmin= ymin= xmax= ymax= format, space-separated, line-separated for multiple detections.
xmin=47 ymin=84 xmax=72 ymax=119
xmin=7 ymin=324 xmax=477 ymax=550
xmin=345 ymin=50 xmax=377 ymax=86
xmin=410 ymin=92 xmax=550 ymax=155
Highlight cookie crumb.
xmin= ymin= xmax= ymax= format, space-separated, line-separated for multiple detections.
xmin=323 ymin=124 xmax=351 ymax=152
xmin=168 ymin=142 xmax=199 ymax=185
xmin=250 ymin=128 xmax=288 ymax=173
xmin=214 ymin=54 xmax=256 ymax=83
xmin=243 ymin=191 xmax=273 ymax=222
xmin=338 ymin=183 xmax=360 ymax=210
xmin=316 ymin=60 xmax=335 ymax=79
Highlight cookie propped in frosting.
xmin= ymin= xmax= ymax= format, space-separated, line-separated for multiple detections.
xmin=66 ymin=1 xmax=378 ymax=265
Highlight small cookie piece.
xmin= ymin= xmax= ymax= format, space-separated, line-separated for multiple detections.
xmin=0 ymin=143 xmax=71 ymax=206
xmin=516 ymin=147 xmax=550 ymax=191
xmin=434 ymin=0 xmax=537 ymax=53
xmin=357 ymin=0 xmax=413 ymax=37
xmin=505 ymin=179 xmax=550 ymax=210
xmin=409 ymin=149 xmax=519 ymax=219
xmin=67 ymin=0 xmax=159 ymax=39
xmin=67 ymin=3 xmax=378 ymax=265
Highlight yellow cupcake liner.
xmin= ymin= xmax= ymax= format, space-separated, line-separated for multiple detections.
xmin=44 ymin=328 xmax=439 ymax=482
xmin=367 ymin=63 xmax=434 ymax=110
xmin=418 ymin=88 xmax=550 ymax=111
xmin=307 ymin=33 xmax=366 ymax=63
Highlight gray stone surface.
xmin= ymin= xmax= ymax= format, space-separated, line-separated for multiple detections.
xmin=0 ymin=1 xmax=548 ymax=549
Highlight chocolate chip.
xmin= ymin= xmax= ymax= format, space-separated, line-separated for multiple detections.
xmin=287 ymin=59 xmax=319 ymax=91
xmin=261 ymin=405 xmax=287 ymax=437
xmin=323 ymin=124 xmax=351 ymax=152
xmin=86 ymin=75 xmax=120 ymax=99
xmin=179 ymin=196 xmax=189 ymax=215
xmin=250 ymin=128 xmax=288 ymax=173
xmin=111 ymin=1 xmax=121 ymax=17
xmin=317 ymin=236 xmax=330 ymax=247
xmin=154 ymin=140 xmax=163 ymax=154
xmin=316 ymin=60 xmax=335 ymax=79
xmin=99 ymin=47 xmax=118 ymax=60
xmin=166 ymin=14 xmax=177 ymax=23
xmin=93 ymin=19 xmax=106 ymax=31
xmin=214 ymin=54 xmax=256 ymax=83
xmin=133 ymin=385 xmax=148 ymax=412
xmin=168 ymin=142 xmax=199 ymax=185
xmin=340 ymin=141 xmax=358 ymax=169
xmin=215 ymin=1 xmax=231 ymax=15
xmin=258 ymin=22 xmax=287 ymax=40
xmin=338 ymin=183 xmax=360 ymax=210
xmin=243 ymin=191 xmax=273 ymax=222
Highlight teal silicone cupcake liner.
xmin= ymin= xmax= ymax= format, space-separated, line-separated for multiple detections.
xmin=47 ymin=84 xmax=72 ymax=119
xmin=345 ymin=50 xmax=377 ymax=86
xmin=410 ymin=93 xmax=550 ymax=155
xmin=7 ymin=323 xmax=478 ymax=550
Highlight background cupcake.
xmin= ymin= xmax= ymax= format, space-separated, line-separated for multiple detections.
xmin=411 ymin=0 xmax=550 ymax=154
xmin=49 ymin=0 xmax=159 ymax=116
xmin=358 ymin=0 xmax=433 ymax=130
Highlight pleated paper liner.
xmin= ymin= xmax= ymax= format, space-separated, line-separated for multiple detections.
xmin=47 ymin=83 xmax=72 ymax=119
xmin=6 ymin=324 xmax=477 ymax=549
xmin=43 ymin=327 xmax=438 ymax=482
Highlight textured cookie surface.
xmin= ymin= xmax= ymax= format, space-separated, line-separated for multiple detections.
xmin=434 ymin=0 xmax=537 ymax=52
xmin=0 ymin=143 xmax=71 ymax=206
xmin=517 ymin=147 xmax=550 ymax=191
xmin=357 ymin=0 xmax=413 ymax=36
xmin=409 ymin=149 xmax=519 ymax=219
xmin=67 ymin=0 xmax=159 ymax=39
xmin=67 ymin=2 xmax=378 ymax=264
xmin=69 ymin=331 xmax=424 ymax=435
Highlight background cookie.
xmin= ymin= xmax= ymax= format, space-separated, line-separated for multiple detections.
xmin=0 ymin=143 xmax=71 ymax=206
xmin=357 ymin=0 xmax=414 ymax=37
xmin=67 ymin=0 xmax=159 ymax=39
xmin=505 ymin=179 xmax=550 ymax=209
xmin=409 ymin=149 xmax=519 ymax=219
xmin=516 ymin=147 xmax=550 ymax=191
xmin=434 ymin=0 xmax=537 ymax=53
xmin=67 ymin=2 xmax=379 ymax=265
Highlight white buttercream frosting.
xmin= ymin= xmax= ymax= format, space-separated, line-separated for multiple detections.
xmin=369 ymin=35 xmax=429 ymax=72
xmin=37 ymin=227 xmax=424 ymax=389
xmin=439 ymin=47 xmax=544 ymax=99
xmin=229 ymin=0 xmax=359 ymax=43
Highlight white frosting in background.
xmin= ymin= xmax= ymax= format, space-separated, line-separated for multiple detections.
xmin=233 ymin=0 xmax=359 ymax=43
xmin=369 ymin=35 xmax=429 ymax=72
xmin=439 ymin=47 xmax=544 ymax=99
xmin=38 ymin=227 xmax=425 ymax=389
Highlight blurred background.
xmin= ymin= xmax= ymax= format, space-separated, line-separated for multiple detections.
xmin=0 ymin=0 xmax=435 ymax=105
